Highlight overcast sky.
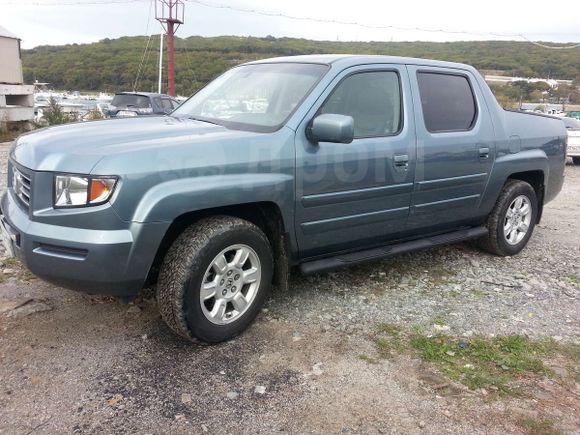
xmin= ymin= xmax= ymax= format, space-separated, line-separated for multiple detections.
xmin=1 ymin=0 xmax=579 ymax=49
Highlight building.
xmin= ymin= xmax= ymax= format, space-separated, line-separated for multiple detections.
xmin=484 ymin=74 xmax=574 ymax=89
xmin=0 ymin=25 xmax=34 ymax=128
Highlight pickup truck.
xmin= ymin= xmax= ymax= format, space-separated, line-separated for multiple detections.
xmin=0 ymin=55 xmax=567 ymax=343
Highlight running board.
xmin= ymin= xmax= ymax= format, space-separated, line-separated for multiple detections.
xmin=299 ymin=226 xmax=488 ymax=275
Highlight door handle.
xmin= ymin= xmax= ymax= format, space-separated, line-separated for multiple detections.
xmin=393 ymin=154 xmax=409 ymax=166
xmin=479 ymin=147 xmax=490 ymax=160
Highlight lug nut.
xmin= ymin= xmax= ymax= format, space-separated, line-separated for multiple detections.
xmin=227 ymin=270 xmax=233 ymax=276
xmin=231 ymin=286 xmax=237 ymax=292
xmin=220 ymin=279 xmax=225 ymax=285
xmin=222 ymin=290 xmax=227 ymax=296
xmin=234 ymin=274 xmax=240 ymax=280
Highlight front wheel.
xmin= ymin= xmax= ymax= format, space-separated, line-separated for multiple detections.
xmin=156 ymin=216 xmax=273 ymax=343
xmin=478 ymin=180 xmax=538 ymax=256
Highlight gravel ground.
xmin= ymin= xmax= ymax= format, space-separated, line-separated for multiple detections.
xmin=0 ymin=141 xmax=578 ymax=434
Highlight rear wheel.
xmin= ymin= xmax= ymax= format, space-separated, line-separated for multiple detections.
xmin=478 ymin=180 xmax=538 ymax=256
xmin=156 ymin=216 xmax=273 ymax=343
xmin=572 ymin=156 xmax=580 ymax=165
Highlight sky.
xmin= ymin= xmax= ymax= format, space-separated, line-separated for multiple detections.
xmin=0 ymin=0 xmax=579 ymax=49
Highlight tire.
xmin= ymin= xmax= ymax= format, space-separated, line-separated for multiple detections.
xmin=156 ymin=216 xmax=273 ymax=343
xmin=478 ymin=180 xmax=538 ymax=256
xmin=573 ymin=157 xmax=580 ymax=165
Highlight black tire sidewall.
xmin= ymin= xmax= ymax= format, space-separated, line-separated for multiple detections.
xmin=494 ymin=183 xmax=537 ymax=255
xmin=182 ymin=227 xmax=273 ymax=343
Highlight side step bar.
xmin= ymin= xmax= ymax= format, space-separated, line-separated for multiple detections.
xmin=299 ymin=226 xmax=488 ymax=275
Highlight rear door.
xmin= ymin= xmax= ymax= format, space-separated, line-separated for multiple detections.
xmin=294 ymin=65 xmax=416 ymax=258
xmin=406 ymin=66 xmax=495 ymax=232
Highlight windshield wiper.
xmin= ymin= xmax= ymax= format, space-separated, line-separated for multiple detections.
xmin=188 ymin=116 xmax=221 ymax=126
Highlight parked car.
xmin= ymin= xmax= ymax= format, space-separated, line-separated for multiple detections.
xmin=562 ymin=117 xmax=580 ymax=164
xmin=108 ymin=92 xmax=179 ymax=118
xmin=1 ymin=55 xmax=567 ymax=343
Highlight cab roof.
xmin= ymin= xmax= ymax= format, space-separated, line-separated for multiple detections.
xmin=246 ymin=54 xmax=476 ymax=72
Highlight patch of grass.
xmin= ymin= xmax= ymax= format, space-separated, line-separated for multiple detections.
xmin=565 ymin=274 xmax=580 ymax=287
xmin=519 ymin=417 xmax=562 ymax=435
xmin=358 ymin=354 xmax=379 ymax=364
xmin=408 ymin=334 xmax=557 ymax=394
xmin=427 ymin=265 xmax=455 ymax=285
xmin=432 ymin=318 xmax=447 ymax=326
xmin=372 ymin=326 xmax=576 ymax=396
xmin=471 ymin=289 xmax=487 ymax=298
xmin=375 ymin=335 xmax=406 ymax=356
xmin=378 ymin=323 xmax=402 ymax=336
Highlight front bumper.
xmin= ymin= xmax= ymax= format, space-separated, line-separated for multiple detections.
xmin=0 ymin=191 xmax=168 ymax=297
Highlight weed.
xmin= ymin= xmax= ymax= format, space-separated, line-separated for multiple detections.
xmin=565 ymin=274 xmax=580 ymax=287
xmin=373 ymin=325 xmax=576 ymax=396
xmin=378 ymin=323 xmax=402 ymax=336
xmin=519 ymin=417 xmax=561 ymax=435
xmin=358 ymin=354 xmax=379 ymax=364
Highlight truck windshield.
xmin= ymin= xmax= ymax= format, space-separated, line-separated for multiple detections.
xmin=172 ymin=63 xmax=328 ymax=132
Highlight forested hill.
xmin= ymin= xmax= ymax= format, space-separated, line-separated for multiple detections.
xmin=22 ymin=35 xmax=580 ymax=95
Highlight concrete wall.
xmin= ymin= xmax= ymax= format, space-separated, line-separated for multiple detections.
xmin=0 ymin=36 xmax=23 ymax=85
xmin=0 ymin=84 xmax=34 ymax=123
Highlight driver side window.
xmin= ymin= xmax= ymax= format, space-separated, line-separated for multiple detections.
xmin=320 ymin=71 xmax=402 ymax=138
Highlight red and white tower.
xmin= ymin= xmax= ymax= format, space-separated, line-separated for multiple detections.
xmin=156 ymin=0 xmax=184 ymax=96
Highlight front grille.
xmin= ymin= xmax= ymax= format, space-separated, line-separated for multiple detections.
xmin=12 ymin=166 xmax=32 ymax=209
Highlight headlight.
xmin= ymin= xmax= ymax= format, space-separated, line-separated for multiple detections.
xmin=54 ymin=175 xmax=117 ymax=208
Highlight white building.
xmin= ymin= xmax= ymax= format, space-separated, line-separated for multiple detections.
xmin=0 ymin=25 xmax=34 ymax=127
xmin=484 ymin=74 xmax=573 ymax=89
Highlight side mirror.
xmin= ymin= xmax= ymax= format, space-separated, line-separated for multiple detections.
xmin=308 ymin=113 xmax=354 ymax=144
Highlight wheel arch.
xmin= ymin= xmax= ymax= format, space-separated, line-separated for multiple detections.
xmin=507 ymin=170 xmax=545 ymax=223
xmin=145 ymin=201 xmax=291 ymax=291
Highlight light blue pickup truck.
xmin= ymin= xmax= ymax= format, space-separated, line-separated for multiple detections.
xmin=1 ymin=55 xmax=567 ymax=342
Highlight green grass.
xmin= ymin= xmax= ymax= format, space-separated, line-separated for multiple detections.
xmin=519 ymin=417 xmax=562 ymax=435
xmin=565 ymin=274 xmax=580 ymax=287
xmin=358 ymin=354 xmax=379 ymax=364
xmin=372 ymin=326 xmax=579 ymax=396
xmin=377 ymin=323 xmax=403 ymax=336
xmin=432 ymin=318 xmax=447 ymax=326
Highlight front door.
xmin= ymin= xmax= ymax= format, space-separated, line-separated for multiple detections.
xmin=295 ymin=65 xmax=416 ymax=258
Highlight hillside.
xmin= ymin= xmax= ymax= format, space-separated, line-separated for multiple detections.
xmin=22 ymin=35 xmax=580 ymax=96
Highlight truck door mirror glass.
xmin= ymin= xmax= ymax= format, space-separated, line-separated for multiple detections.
xmin=308 ymin=114 xmax=354 ymax=144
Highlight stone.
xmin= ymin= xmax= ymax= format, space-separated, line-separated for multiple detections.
xmin=181 ymin=393 xmax=192 ymax=404
xmin=7 ymin=301 xmax=52 ymax=318
xmin=311 ymin=363 xmax=324 ymax=376
xmin=126 ymin=305 xmax=141 ymax=314
xmin=254 ymin=385 xmax=266 ymax=395
xmin=0 ymin=298 xmax=32 ymax=314
xmin=226 ymin=391 xmax=239 ymax=399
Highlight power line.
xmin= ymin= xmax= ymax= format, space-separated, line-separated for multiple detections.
xmin=185 ymin=0 xmax=580 ymax=50
xmin=4 ymin=0 xmax=580 ymax=49
xmin=133 ymin=0 xmax=155 ymax=91
xmin=0 ymin=0 xmax=147 ymax=5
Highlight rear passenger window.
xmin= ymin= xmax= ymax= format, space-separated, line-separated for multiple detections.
xmin=320 ymin=71 xmax=402 ymax=138
xmin=417 ymin=72 xmax=477 ymax=132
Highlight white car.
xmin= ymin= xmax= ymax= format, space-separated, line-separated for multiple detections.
xmin=563 ymin=117 xmax=580 ymax=165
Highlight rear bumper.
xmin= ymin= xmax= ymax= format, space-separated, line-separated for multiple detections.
xmin=0 ymin=191 xmax=168 ymax=297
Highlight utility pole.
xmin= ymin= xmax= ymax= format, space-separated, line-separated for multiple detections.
xmin=158 ymin=32 xmax=163 ymax=94
xmin=156 ymin=0 xmax=184 ymax=96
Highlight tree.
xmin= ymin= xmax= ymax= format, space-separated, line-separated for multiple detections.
xmin=43 ymin=97 xmax=73 ymax=125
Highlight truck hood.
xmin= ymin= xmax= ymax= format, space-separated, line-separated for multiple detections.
xmin=11 ymin=116 xmax=261 ymax=173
